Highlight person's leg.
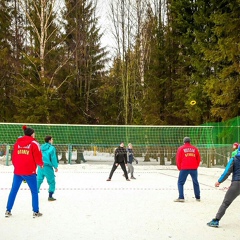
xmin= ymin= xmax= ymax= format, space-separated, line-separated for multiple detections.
xmin=45 ymin=166 xmax=56 ymax=199
xmin=177 ymin=170 xmax=189 ymax=199
xmin=189 ymin=170 xmax=200 ymax=199
xmin=215 ymin=181 xmax=240 ymax=220
xmin=6 ymin=174 xmax=23 ymax=212
xmin=37 ymin=167 xmax=45 ymax=193
xmin=108 ymin=163 xmax=118 ymax=179
xmin=24 ymin=174 xmax=39 ymax=213
xmin=128 ymin=164 xmax=134 ymax=178
xmin=120 ymin=162 xmax=129 ymax=180
xmin=127 ymin=163 xmax=130 ymax=174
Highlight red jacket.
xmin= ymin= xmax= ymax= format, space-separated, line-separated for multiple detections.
xmin=176 ymin=143 xmax=201 ymax=170
xmin=12 ymin=136 xmax=43 ymax=175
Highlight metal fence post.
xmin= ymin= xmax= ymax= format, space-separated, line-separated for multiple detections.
xmin=68 ymin=144 xmax=72 ymax=164
xmin=5 ymin=144 xmax=10 ymax=166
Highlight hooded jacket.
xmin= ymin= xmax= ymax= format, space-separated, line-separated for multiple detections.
xmin=218 ymin=152 xmax=240 ymax=183
xmin=127 ymin=148 xmax=134 ymax=164
xmin=12 ymin=136 xmax=43 ymax=175
xmin=40 ymin=142 xmax=58 ymax=169
xmin=176 ymin=142 xmax=201 ymax=170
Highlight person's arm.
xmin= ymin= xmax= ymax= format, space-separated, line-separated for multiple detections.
xmin=176 ymin=147 xmax=181 ymax=170
xmin=51 ymin=146 xmax=58 ymax=169
xmin=32 ymin=141 xmax=44 ymax=168
xmin=216 ymin=157 xmax=234 ymax=185
xmin=114 ymin=148 xmax=118 ymax=163
xmin=124 ymin=149 xmax=128 ymax=164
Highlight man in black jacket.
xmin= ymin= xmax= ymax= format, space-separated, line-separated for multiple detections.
xmin=107 ymin=142 xmax=130 ymax=181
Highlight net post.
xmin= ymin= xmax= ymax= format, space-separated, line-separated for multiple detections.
xmin=68 ymin=144 xmax=72 ymax=164
xmin=5 ymin=144 xmax=10 ymax=166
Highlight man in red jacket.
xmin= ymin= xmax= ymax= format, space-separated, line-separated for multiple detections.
xmin=174 ymin=137 xmax=201 ymax=202
xmin=5 ymin=125 xmax=44 ymax=218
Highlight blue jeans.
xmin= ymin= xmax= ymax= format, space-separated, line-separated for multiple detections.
xmin=177 ymin=170 xmax=200 ymax=199
xmin=6 ymin=174 xmax=39 ymax=212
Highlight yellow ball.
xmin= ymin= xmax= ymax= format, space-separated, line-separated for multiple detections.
xmin=190 ymin=100 xmax=196 ymax=106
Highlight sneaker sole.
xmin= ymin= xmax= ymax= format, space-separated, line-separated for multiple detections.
xmin=33 ymin=215 xmax=42 ymax=218
xmin=33 ymin=213 xmax=43 ymax=218
xmin=5 ymin=211 xmax=12 ymax=217
xmin=207 ymin=224 xmax=218 ymax=228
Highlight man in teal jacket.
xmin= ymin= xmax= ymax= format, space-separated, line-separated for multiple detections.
xmin=37 ymin=136 xmax=58 ymax=201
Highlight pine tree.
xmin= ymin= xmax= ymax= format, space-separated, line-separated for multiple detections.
xmin=12 ymin=0 xmax=72 ymax=123
xmin=201 ymin=0 xmax=240 ymax=121
xmin=0 ymin=0 xmax=15 ymax=121
xmin=64 ymin=0 xmax=108 ymax=124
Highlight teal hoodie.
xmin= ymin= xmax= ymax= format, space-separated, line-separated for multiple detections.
xmin=40 ymin=142 xmax=58 ymax=169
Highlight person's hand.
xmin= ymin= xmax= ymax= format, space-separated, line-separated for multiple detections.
xmin=115 ymin=163 xmax=119 ymax=166
xmin=215 ymin=182 xmax=220 ymax=187
xmin=55 ymin=168 xmax=58 ymax=172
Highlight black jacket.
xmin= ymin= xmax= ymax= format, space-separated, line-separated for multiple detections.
xmin=114 ymin=146 xmax=127 ymax=164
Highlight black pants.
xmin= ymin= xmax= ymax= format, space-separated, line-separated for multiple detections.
xmin=109 ymin=162 xmax=128 ymax=180
xmin=216 ymin=181 xmax=240 ymax=220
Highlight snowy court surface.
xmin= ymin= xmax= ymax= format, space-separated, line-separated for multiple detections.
xmin=0 ymin=161 xmax=239 ymax=240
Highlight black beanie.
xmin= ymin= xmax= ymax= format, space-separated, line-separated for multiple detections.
xmin=22 ymin=125 xmax=35 ymax=136
xmin=183 ymin=137 xmax=191 ymax=143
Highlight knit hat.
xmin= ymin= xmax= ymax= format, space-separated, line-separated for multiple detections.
xmin=233 ymin=142 xmax=238 ymax=149
xmin=183 ymin=137 xmax=191 ymax=143
xmin=22 ymin=125 xmax=35 ymax=136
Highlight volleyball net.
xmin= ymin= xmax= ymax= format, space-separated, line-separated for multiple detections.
xmin=0 ymin=117 xmax=240 ymax=167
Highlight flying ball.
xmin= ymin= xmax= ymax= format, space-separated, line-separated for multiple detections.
xmin=190 ymin=100 xmax=196 ymax=106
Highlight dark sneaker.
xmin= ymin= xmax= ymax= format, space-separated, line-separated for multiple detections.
xmin=106 ymin=178 xmax=111 ymax=181
xmin=174 ymin=198 xmax=185 ymax=202
xmin=131 ymin=177 xmax=136 ymax=179
xmin=48 ymin=197 xmax=56 ymax=201
xmin=207 ymin=219 xmax=219 ymax=228
xmin=33 ymin=212 xmax=43 ymax=218
xmin=5 ymin=211 xmax=12 ymax=217
xmin=196 ymin=198 xmax=201 ymax=202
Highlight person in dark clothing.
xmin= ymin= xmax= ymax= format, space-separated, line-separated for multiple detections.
xmin=107 ymin=142 xmax=130 ymax=181
xmin=207 ymin=147 xmax=240 ymax=228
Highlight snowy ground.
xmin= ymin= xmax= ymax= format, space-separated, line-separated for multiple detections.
xmin=0 ymin=160 xmax=239 ymax=240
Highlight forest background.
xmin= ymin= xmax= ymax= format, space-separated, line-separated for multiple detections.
xmin=0 ymin=0 xmax=239 ymax=126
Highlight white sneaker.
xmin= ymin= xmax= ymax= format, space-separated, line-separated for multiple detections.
xmin=5 ymin=211 xmax=12 ymax=217
xmin=33 ymin=212 xmax=43 ymax=218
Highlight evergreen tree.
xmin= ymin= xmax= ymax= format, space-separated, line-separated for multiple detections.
xmin=64 ymin=0 xmax=108 ymax=124
xmin=160 ymin=0 xmax=198 ymax=124
xmin=191 ymin=0 xmax=221 ymax=123
xmin=0 ymin=0 xmax=15 ymax=121
xmin=12 ymin=0 xmax=71 ymax=123
xmin=201 ymin=0 xmax=240 ymax=121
